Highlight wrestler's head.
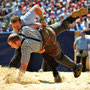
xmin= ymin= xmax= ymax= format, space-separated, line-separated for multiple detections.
xmin=8 ymin=33 xmax=21 ymax=49
xmin=10 ymin=15 xmax=22 ymax=33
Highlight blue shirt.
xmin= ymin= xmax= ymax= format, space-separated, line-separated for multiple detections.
xmin=74 ymin=37 xmax=90 ymax=50
xmin=21 ymin=9 xmax=36 ymax=26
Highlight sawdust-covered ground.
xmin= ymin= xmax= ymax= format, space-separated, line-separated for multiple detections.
xmin=0 ymin=66 xmax=90 ymax=90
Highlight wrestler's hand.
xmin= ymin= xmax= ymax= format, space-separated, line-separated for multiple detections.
xmin=18 ymin=75 xmax=21 ymax=81
xmin=39 ymin=48 xmax=45 ymax=53
xmin=17 ymin=71 xmax=24 ymax=81
xmin=41 ymin=20 xmax=47 ymax=27
xmin=18 ymin=62 xmax=28 ymax=81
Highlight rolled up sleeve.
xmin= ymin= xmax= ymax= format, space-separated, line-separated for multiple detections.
xmin=22 ymin=9 xmax=36 ymax=25
xmin=74 ymin=38 xmax=78 ymax=45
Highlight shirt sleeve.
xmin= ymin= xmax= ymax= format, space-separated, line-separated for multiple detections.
xmin=21 ymin=46 xmax=31 ymax=63
xmin=21 ymin=9 xmax=36 ymax=25
xmin=74 ymin=38 xmax=79 ymax=45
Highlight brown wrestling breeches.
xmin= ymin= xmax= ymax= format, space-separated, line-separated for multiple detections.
xmin=40 ymin=26 xmax=60 ymax=56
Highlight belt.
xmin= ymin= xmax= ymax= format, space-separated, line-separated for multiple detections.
xmin=38 ymin=28 xmax=46 ymax=49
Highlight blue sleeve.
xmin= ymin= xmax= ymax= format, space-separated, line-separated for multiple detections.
xmin=74 ymin=38 xmax=79 ymax=45
xmin=21 ymin=9 xmax=36 ymax=25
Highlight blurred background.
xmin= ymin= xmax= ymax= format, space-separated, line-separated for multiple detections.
xmin=0 ymin=0 xmax=90 ymax=72
xmin=0 ymin=0 xmax=89 ymax=32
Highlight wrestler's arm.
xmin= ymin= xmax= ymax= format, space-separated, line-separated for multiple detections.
xmin=18 ymin=62 xmax=28 ymax=80
xmin=31 ymin=23 xmax=41 ymax=29
xmin=32 ymin=5 xmax=47 ymax=27
xmin=23 ymin=4 xmax=46 ymax=28
xmin=18 ymin=45 xmax=31 ymax=80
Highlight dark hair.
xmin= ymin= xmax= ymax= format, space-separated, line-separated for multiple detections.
xmin=80 ymin=31 xmax=86 ymax=34
xmin=18 ymin=5 xmax=21 ymax=9
xmin=8 ymin=33 xmax=20 ymax=43
xmin=10 ymin=15 xmax=21 ymax=24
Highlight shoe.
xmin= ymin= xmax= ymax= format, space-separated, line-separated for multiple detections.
xmin=73 ymin=63 xmax=83 ymax=78
xmin=54 ymin=75 xmax=62 ymax=83
xmin=71 ymin=7 xmax=88 ymax=18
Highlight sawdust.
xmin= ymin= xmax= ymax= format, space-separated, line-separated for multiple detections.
xmin=0 ymin=65 xmax=90 ymax=90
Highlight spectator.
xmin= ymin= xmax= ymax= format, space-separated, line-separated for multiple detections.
xmin=81 ymin=18 xmax=88 ymax=31
xmin=14 ymin=5 xmax=22 ymax=17
xmin=5 ymin=19 xmax=9 ymax=26
xmin=87 ymin=14 xmax=90 ymax=29
xmin=74 ymin=31 xmax=90 ymax=72
xmin=1 ymin=23 xmax=7 ymax=32
xmin=0 ymin=0 xmax=89 ymax=32
xmin=7 ymin=23 xmax=13 ymax=32
xmin=59 ymin=14 xmax=64 ymax=21
xmin=81 ymin=14 xmax=90 ymax=31
xmin=76 ymin=20 xmax=83 ymax=31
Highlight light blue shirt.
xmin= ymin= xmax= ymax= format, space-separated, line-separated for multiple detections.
xmin=74 ymin=37 xmax=90 ymax=50
xmin=21 ymin=9 xmax=36 ymax=26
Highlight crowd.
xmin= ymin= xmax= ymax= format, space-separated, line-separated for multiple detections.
xmin=0 ymin=0 xmax=89 ymax=32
